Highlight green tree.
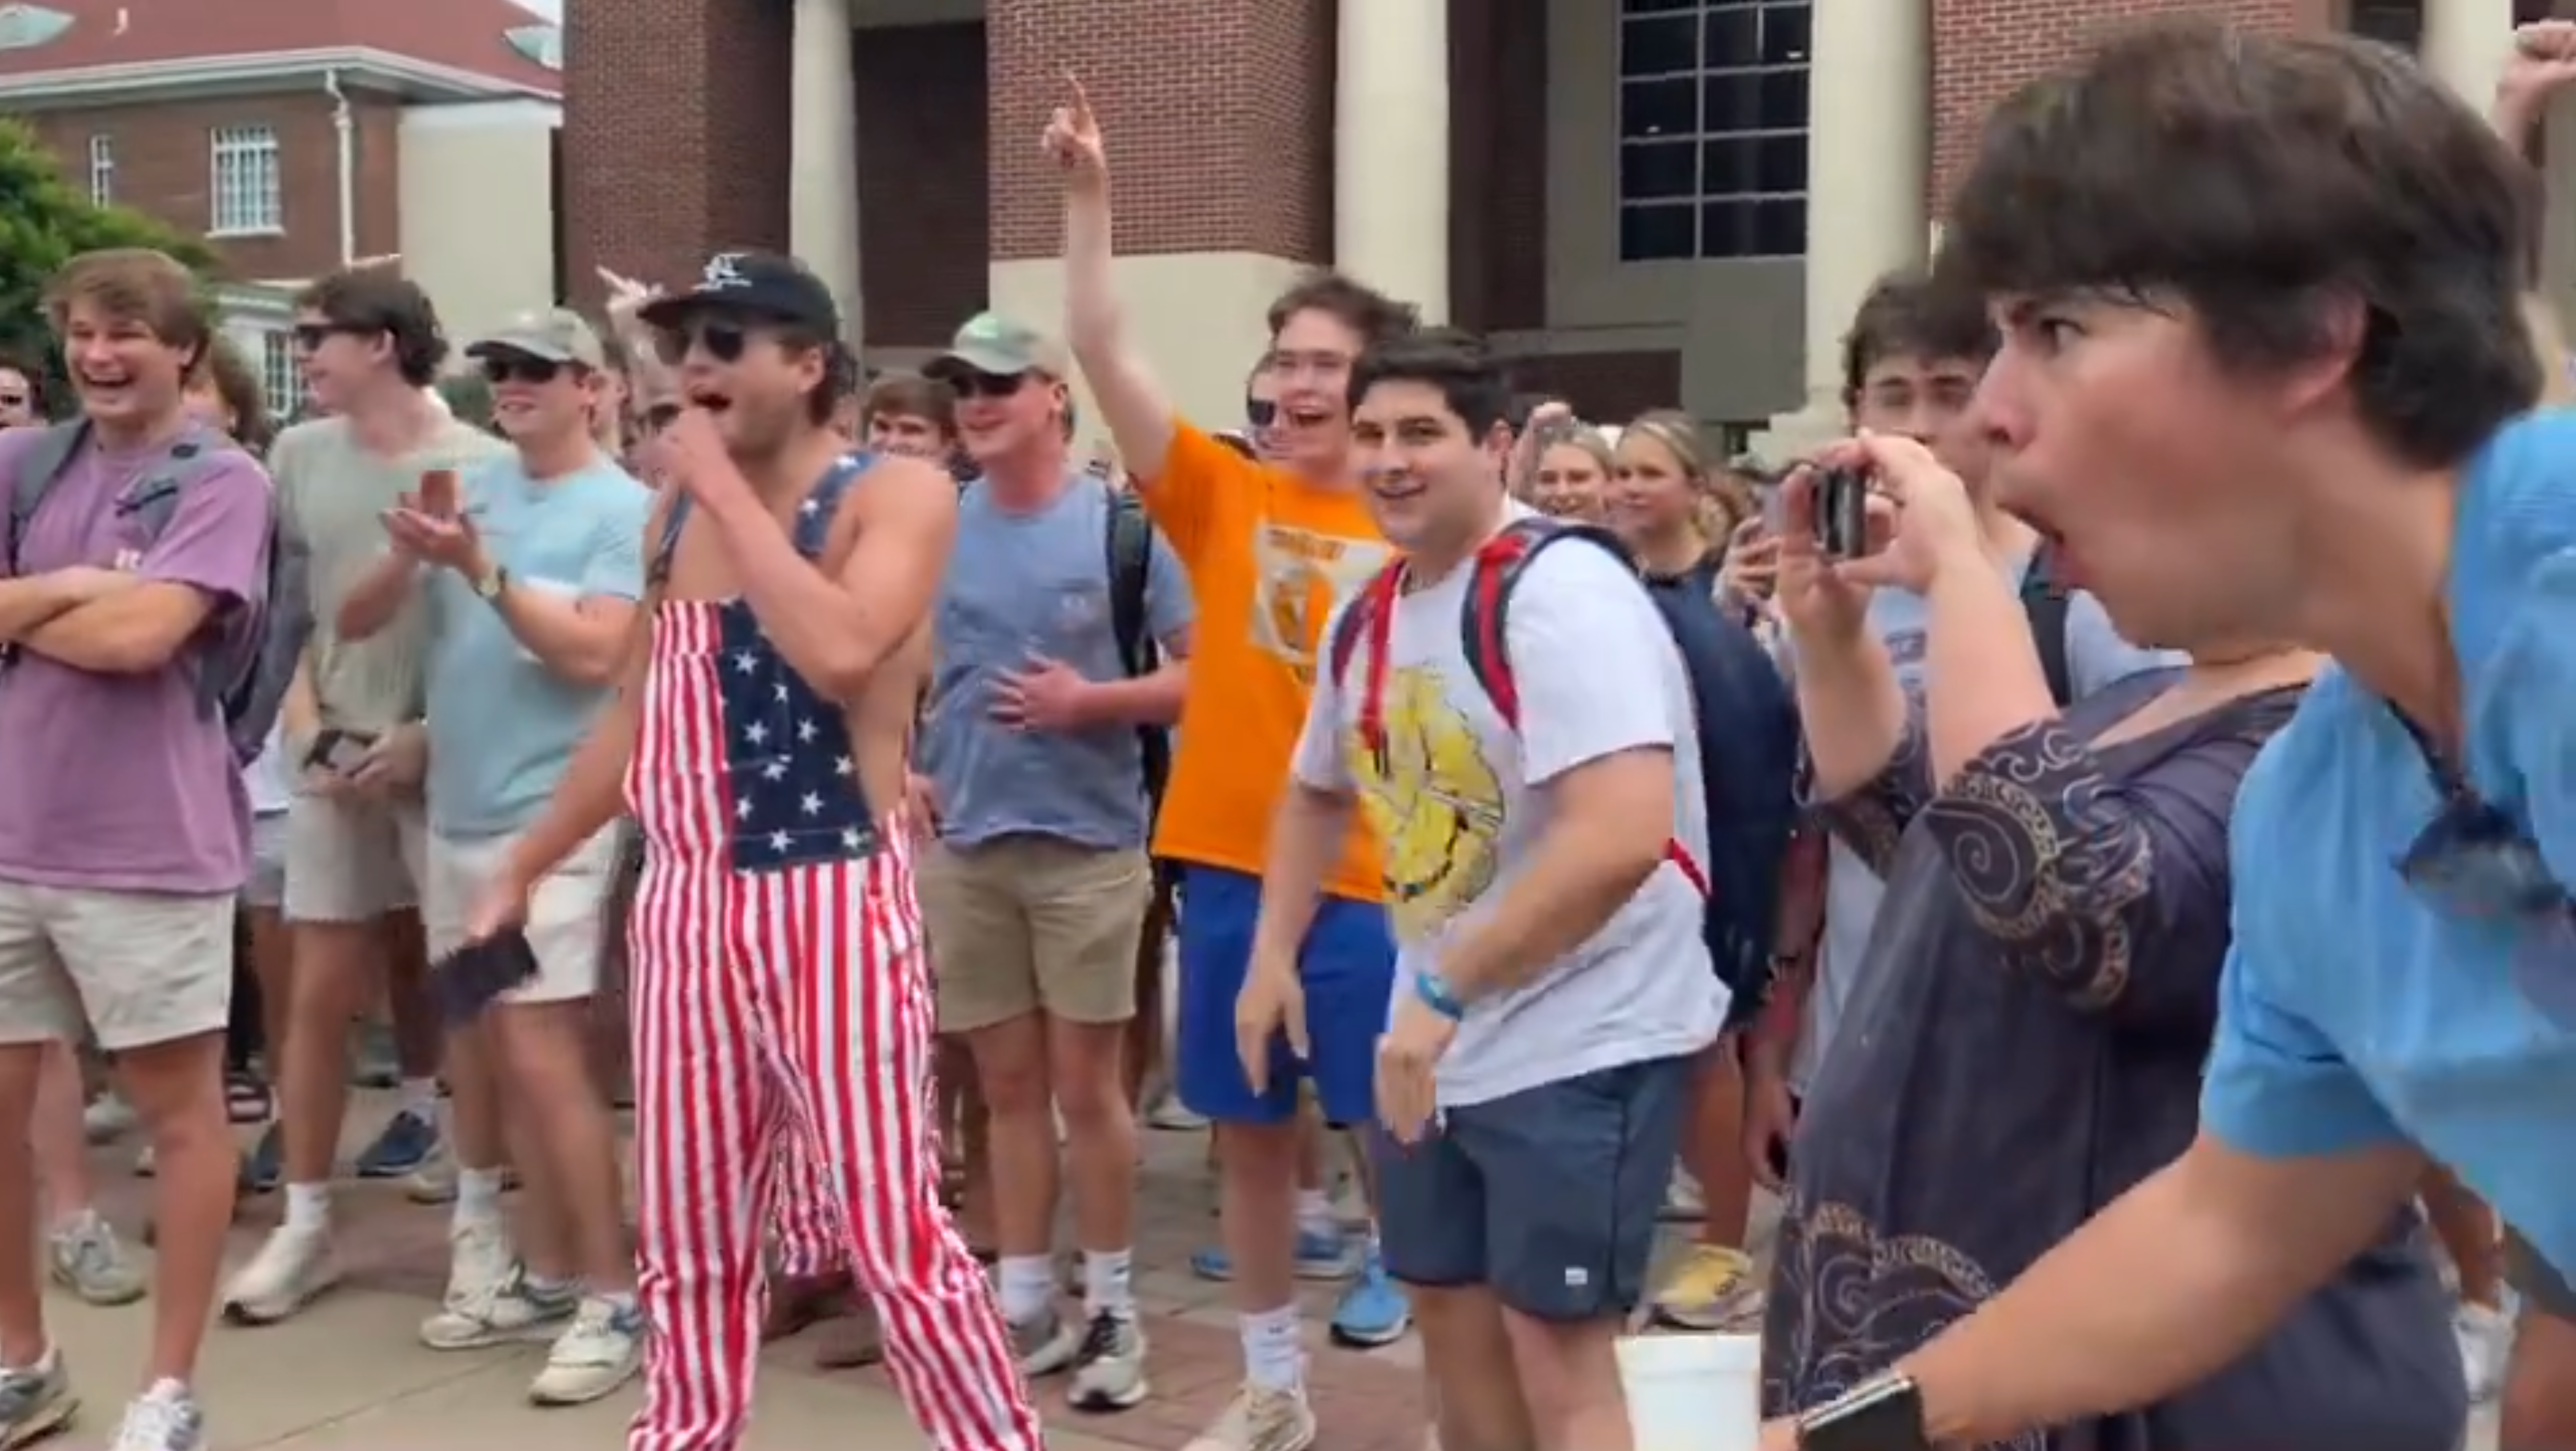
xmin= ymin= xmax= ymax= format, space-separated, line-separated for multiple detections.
xmin=0 ymin=116 xmax=219 ymax=415
xmin=437 ymin=372 xmax=495 ymax=428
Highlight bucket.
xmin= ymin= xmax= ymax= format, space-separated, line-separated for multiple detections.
xmin=1618 ymin=1331 xmax=1762 ymax=1451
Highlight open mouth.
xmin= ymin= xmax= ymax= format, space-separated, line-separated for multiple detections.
xmin=1367 ymin=475 xmax=1424 ymax=504
xmin=687 ymin=386 xmax=734 ymax=416
xmin=77 ymin=371 xmax=135 ymax=402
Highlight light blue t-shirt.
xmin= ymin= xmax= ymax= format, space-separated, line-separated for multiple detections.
xmin=423 ymin=452 xmax=652 ymax=840
xmin=2206 ymin=410 xmax=2576 ymax=1283
xmin=921 ymin=476 xmax=1192 ymax=851
xmin=1795 ymin=555 xmax=2178 ymax=1092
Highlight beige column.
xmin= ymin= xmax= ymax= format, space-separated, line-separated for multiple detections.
xmin=1334 ymin=0 xmax=1450 ymax=323
xmin=2421 ymin=0 xmax=2515 ymax=113
xmin=789 ymin=0 xmax=863 ymax=348
xmin=1751 ymin=0 xmax=1928 ymax=460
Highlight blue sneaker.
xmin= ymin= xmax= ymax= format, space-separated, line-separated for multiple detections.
xmin=240 ymin=1122 xmax=283 ymax=1194
xmin=355 ymin=1108 xmax=439 ymax=1179
xmin=1329 ymin=1245 xmax=1412 ymax=1348
xmin=1190 ymin=1226 xmax=1355 ymax=1283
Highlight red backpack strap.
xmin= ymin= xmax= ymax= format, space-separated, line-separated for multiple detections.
xmin=1456 ymin=517 xmax=1632 ymax=730
xmin=1332 ymin=558 xmax=1409 ymax=760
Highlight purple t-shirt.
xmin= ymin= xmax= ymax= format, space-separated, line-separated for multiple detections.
xmin=0 ymin=425 xmax=273 ymax=893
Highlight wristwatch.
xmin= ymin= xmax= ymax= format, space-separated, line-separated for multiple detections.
xmin=1798 ymin=1372 xmax=1930 ymax=1451
xmin=472 ymin=561 xmax=510 ymax=602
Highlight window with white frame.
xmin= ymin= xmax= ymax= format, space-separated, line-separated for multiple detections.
xmin=257 ymin=330 xmax=299 ymax=417
xmin=86 ymin=133 xmax=112 ymax=206
xmin=208 ymin=125 xmax=283 ymax=235
xmin=1614 ymin=0 xmax=1812 ymax=262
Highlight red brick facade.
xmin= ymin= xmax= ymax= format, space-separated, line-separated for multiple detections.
xmin=562 ymin=0 xmax=2374 ymax=415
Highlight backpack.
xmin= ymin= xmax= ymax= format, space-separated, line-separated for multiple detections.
xmin=1104 ymin=486 xmax=1170 ymax=812
xmin=1324 ymin=517 xmax=1714 ymax=910
xmin=2020 ymin=542 xmax=2075 ymax=707
xmin=4 ymin=418 xmax=295 ymax=763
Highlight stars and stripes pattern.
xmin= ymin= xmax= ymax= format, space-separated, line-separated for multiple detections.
xmin=714 ymin=601 xmax=880 ymax=872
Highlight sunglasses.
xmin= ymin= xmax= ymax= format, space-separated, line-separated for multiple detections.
xmin=652 ymin=318 xmax=753 ymax=367
xmin=479 ymin=355 xmax=566 ymax=386
xmin=1245 ymin=398 xmax=1278 ymax=430
xmin=946 ymin=370 xmax=1029 ymax=401
xmin=291 ymin=321 xmax=374 ymax=352
xmin=2391 ymin=710 xmax=2576 ymax=1025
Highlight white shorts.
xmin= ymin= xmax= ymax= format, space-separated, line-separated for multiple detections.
xmin=243 ymin=812 xmax=289 ymax=911
xmin=421 ymin=829 xmax=619 ymax=1006
xmin=0 ymin=883 xmax=234 ymax=1050
xmin=284 ymin=790 xmax=427 ymax=924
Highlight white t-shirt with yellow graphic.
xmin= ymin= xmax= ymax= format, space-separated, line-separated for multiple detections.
xmin=1291 ymin=528 xmax=1724 ymax=1107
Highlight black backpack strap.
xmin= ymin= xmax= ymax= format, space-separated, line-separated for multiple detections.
xmin=1454 ymin=517 xmax=1633 ymax=729
xmin=1104 ymin=486 xmax=1154 ymax=678
xmin=2020 ymin=544 xmax=2075 ymax=708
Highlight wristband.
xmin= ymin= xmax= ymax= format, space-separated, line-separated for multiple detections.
xmin=1413 ymin=970 xmax=1467 ymax=1022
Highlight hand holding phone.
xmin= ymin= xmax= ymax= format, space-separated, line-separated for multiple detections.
xmin=304 ymin=728 xmax=377 ymax=777
xmin=433 ymin=927 xmax=541 ymax=1023
xmin=1813 ymin=467 xmax=1871 ymax=562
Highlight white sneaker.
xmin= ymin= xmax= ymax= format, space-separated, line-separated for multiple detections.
xmin=220 ymin=1224 xmax=340 ymax=1325
xmin=2456 ymin=1300 xmax=2513 ymax=1403
xmin=1067 ymin=1311 xmax=1150 ymax=1412
xmin=404 ymin=1140 xmax=458 ymax=1205
xmin=84 ymin=1094 xmax=138 ymax=1144
xmin=527 ymin=1295 xmax=645 ymax=1406
xmin=107 ymin=1378 xmax=205 ymax=1451
xmin=1183 ymin=1381 xmax=1317 ymax=1451
xmin=420 ymin=1221 xmax=569 ymax=1350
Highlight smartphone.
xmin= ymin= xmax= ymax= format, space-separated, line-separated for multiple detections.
xmin=1814 ymin=466 xmax=1870 ymax=561
xmin=433 ymin=928 xmax=541 ymax=1023
xmin=304 ymin=728 xmax=376 ymax=775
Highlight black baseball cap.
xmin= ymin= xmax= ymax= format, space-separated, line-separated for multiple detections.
xmin=637 ymin=250 xmax=841 ymax=336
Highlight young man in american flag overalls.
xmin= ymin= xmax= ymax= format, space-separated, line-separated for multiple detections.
xmin=469 ymin=251 xmax=1040 ymax=1451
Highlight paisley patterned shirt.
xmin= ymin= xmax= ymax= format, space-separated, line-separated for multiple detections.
xmin=1760 ymin=669 xmax=2465 ymax=1451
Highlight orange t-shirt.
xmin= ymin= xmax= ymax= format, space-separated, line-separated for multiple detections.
xmin=1138 ymin=422 xmax=1388 ymax=902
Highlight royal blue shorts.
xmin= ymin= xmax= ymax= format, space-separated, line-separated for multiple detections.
xmin=1172 ymin=864 xmax=1394 ymax=1126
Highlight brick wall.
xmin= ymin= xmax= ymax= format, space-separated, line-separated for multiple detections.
xmin=856 ymin=23 xmax=989 ymax=348
xmin=28 ymin=88 xmax=402 ymax=283
xmin=985 ymin=0 xmax=1332 ymax=262
xmin=1930 ymin=0 xmax=2336 ymax=213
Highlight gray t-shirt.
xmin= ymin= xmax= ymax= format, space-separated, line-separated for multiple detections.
xmin=919 ymin=475 xmax=1192 ymax=850
xmin=272 ymin=415 xmax=512 ymax=733
xmin=1790 ymin=555 xmax=2178 ymax=1093
xmin=1293 ymin=528 xmax=1724 ymax=1106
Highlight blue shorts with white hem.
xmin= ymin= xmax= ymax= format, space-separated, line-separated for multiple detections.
xmin=1171 ymin=864 xmax=1393 ymax=1127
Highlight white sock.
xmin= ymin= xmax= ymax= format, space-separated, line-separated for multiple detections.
xmin=1240 ymin=1304 xmax=1304 ymax=1392
xmin=1082 ymin=1248 xmax=1134 ymax=1319
xmin=454 ymin=1167 xmax=506 ymax=1227
xmin=1294 ymin=1188 xmax=1338 ymax=1241
xmin=283 ymin=1182 xmax=330 ymax=1234
xmin=996 ymin=1254 xmax=1054 ymax=1323
xmin=399 ymin=1077 xmax=440 ymax=1124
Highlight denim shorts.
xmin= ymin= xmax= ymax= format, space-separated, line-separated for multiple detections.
xmin=1372 ymin=1053 xmax=1691 ymax=1323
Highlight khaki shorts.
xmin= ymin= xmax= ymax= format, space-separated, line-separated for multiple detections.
xmin=919 ymin=838 xmax=1150 ymax=1034
xmin=420 ymin=829 xmax=619 ymax=1006
xmin=0 ymin=882 xmax=235 ymax=1050
xmin=284 ymin=789 xmax=428 ymax=924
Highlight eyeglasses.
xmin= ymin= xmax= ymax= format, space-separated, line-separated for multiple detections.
xmin=651 ymin=318 xmax=750 ymax=367
xmin=946 ymin=370 xmax=1028 ymax=401
xmin=2391 ymin=710 xmax=2576 ymax=1025
xmin=1245 ymin=398 xmax=1278 ymax=430
xmin=479 ymin=355 xmax=565 ymax=386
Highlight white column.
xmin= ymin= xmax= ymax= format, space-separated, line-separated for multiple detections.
xmin=1334 ymin=0 xmax=1450 ymax=323
xmin=789 ymin=0 xmax=863 ymax=348
xmin=1754 ymin=0 xmax=1928 ymax=459
xmin=2420 ymin=0 xmax=2515 ymax=114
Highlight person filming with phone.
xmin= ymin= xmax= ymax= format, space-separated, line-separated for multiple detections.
xmin=1755 ymin=432 xmax=2458 ymax=1451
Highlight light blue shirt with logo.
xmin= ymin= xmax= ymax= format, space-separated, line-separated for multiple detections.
xmin=423 ymin=452 xmax=652 ymax=840
xmin=920 ymin=475 xmax=1191 ymax=851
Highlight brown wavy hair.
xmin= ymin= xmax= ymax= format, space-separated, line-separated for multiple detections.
xmin=195 ymin=335 xmax=277 ymax=456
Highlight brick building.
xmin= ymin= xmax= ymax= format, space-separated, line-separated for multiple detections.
xmin=561 ymin=0 xmax=2536 ymax=446
xmin=0 ymin=0 xmax=566 ymax=403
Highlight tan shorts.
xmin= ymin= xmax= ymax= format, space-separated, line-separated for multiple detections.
xmin=421 ymin=829 xmax=620 ymax=1006
xmin=284 ymin=789 xmax=428 ymax=924
xmin=0 ymin=882 xmax=235 ymax=1050
xmin=919 ymin=838 xmax=1150 ymax=1034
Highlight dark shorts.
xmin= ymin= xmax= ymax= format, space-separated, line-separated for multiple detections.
xmin=1173 ymin=865 xmax=1394 ymax=1127
xmin=1372 ymin=1053 xmax=1692 ymax=1323
xmin=2508 ymin=1226 xmax=2576 ymax=1322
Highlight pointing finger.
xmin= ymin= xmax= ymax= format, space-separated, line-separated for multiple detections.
xmin=1063 ymin=69 xmax=1094 ymax=121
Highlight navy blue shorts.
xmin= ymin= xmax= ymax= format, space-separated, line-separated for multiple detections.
xmin=1372 ymin=1054 xmax=1691 ymax=1323
xmin=1172 ymin=865 xmax=1394 ymax=1126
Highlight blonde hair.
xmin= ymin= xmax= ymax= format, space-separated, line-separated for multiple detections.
xmin=1620 ymin=409 xmax=1751 ymax=544
xmin=2524 ymin=294 xmax=2576 ymax=408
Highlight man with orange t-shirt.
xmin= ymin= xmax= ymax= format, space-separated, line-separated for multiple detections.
xmin=1051 ymin=79 xmax=1418 ymax=1451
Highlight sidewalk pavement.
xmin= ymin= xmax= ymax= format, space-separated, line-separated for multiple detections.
xmin=60 ymin=1096 xmax=2500 ymax=1450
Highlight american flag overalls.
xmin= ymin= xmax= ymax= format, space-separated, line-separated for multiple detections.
xmin=623 ymin=456 xmax=1040 ymax=1451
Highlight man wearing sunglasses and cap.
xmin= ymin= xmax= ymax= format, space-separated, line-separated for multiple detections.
xmin=471 ymin=251 xmax=1041 ymax=1451
xmin=317 ymin=306 xmax=652 ymax=1403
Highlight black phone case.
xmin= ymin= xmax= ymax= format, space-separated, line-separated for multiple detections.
xmin=434 ymin=929 xmax=541 ymax=1023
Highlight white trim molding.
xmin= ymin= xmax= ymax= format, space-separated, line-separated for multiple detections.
xmin=0 ymin=46 xmax=559 ymax=107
